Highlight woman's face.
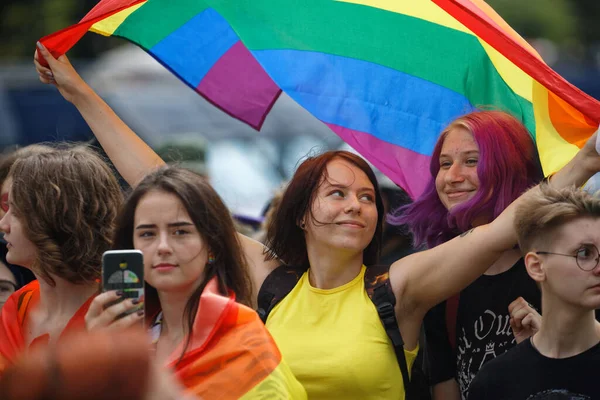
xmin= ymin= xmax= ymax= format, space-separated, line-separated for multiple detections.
xmin=0 ymin=184 xmax=38 ymax=269
xmin=133 ymin=190 xmax=207 ymax=294
xmin=0 ymin=262 xmax=17 ymax=309
xmin=435 ymin=127 xmax=481 ymax=211
xmin=304 ymin=158 xmax=378 ymax=256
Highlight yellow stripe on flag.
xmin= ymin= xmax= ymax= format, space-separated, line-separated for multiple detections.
xmin=90 ymin=2 xmax=145 ymax=36
xmin=479 ymin=39 xmax=534 ymax=102
xmin=533 ymin=80 xmax=579 ymax=176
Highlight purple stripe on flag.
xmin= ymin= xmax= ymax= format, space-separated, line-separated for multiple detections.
xmin=325 ymin=123 xmax=431 ymax=199
xmin=197 ymin=41 xmax=281 ymax=130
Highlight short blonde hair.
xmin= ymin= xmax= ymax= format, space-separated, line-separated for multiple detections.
xmin=515 ymin=184 xmax=600 ymax=253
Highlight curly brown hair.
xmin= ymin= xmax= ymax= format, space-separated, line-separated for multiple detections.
xmin=9 ymin=145 xmax=123 ymax=286
xmin=0 ymin=144 xmax=54 ymax=189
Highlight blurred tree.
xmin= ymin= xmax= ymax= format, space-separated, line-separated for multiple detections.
xmin=570 ymin=0 xmax=600 ymax=45
xmin=0 ymin=0 xmax=121 ymax=60
xmin=487 ymin=0 xmax=580 ymax=46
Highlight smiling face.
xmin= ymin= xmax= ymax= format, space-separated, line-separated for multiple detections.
xmin=303 ymin=158 xmax=378 ymax=257
xmin=435 ymin=127 xmax=481 ymax=211
xmin=133 ymin=190 xmax=208 ymax=294
xmin=532 ymin=217 xmax=600 ymax=311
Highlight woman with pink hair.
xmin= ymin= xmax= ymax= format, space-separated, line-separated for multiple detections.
xmin=392 ymin=110 xmax=557 ymax=400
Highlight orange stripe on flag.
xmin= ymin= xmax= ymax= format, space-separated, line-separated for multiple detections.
xmin=547 ymin=92 xmax=598 ymax=148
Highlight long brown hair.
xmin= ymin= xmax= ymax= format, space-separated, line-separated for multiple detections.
xmin=264 ymin=151 xmax=385 ymax=268
xmin=9 ymin=145 xmax=123 ymax=285
xmin=112 ymin=167 xmax=253 ymax=351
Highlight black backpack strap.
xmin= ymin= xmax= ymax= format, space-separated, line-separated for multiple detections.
xmin=365 ymin=265 xmax=413 ymax=399
xmin=256 ymin=264 xmax=305 ymax=323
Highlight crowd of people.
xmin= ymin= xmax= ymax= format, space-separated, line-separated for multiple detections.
xmin=0 ymin=41 xmax=598 ymax=399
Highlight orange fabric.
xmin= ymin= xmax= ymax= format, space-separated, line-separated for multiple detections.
xmin=547 ymin=91 xmax=598 ymax=147
xmin=0 ymin=281 xmax=95 ymax=374
xmin=166 ymin=278 xmax=291 ymax=399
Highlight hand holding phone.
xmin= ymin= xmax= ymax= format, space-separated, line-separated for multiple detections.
xmin=85 ymin=250 xmax=146 ymax=331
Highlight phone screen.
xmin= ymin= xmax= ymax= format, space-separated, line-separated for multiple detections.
xmin=102 ymin=250 xmax=145 ymax=318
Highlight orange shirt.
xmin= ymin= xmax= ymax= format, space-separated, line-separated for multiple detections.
xmin=0 ymin=281 xmax=95 ymax=373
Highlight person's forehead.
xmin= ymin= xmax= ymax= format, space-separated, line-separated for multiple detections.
xmin=551 ymin=217 xmax=600 ymax=248
xmin=323 ymin=159 xmax=373 ymax=187
xmin=134 ymin=190 xmax=192 ymax=224
xmin=441 ymin=127 xmax=478 ymax=152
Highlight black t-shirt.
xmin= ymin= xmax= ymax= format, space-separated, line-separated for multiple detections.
xmin=424 ymin=258 xmax=541 ymax=399
xmin=468 ymin=338 xmax=600 ymax=400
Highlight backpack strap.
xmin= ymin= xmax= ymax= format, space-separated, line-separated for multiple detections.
xmin=256 ymin=265 xmax=305 ymax=323
xmin=365 ymin=265 xmax=413 ymax=399
xmin=445 ymin=293 xmax=460 ymax=350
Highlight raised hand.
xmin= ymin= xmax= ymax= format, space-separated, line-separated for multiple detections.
xmin=33 ymin=42 xmax=90 ymax=104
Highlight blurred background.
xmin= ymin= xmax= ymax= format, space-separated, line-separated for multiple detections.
xmin=1 ymin=0 xmax=599 ymax=221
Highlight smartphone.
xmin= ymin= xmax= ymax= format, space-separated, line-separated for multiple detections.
xmin=102 ymin=250 xmax=145 ymax=319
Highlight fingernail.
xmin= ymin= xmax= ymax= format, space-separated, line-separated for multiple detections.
xmin=36 ymin=41 xmax=45 ymax=51
xmin=116 ymin=290 xmax=124 ymax=297
xmin=45 ymin=71 xmax=53 ymax=77
xmin=137 ymin=310 xmax=144 ymax=316
xmin=132 ymin=298 xmax=140 ymax=305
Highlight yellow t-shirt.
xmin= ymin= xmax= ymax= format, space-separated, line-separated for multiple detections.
xmin=266 ymin=265 xmax=418 ymax=400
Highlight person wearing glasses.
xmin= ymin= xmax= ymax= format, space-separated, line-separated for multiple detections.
xmin=468 ymin=184 xmax=600 ymax=399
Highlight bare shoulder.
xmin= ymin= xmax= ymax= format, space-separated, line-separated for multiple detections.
xmin=238 ymin=234 xmax=281 ymax=291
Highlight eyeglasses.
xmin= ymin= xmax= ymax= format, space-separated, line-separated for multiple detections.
xmin=0 ymin=280 xmax=17 ymax=303
xmin=536 ymin=244 xmax=600 ymax=271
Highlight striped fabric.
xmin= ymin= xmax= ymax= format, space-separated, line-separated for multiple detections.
xmin=40 ymin=0 xmax=600 ymax=198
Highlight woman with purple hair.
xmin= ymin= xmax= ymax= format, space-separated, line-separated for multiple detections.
xmin=392 ymin=110 xmax=558 ymax=400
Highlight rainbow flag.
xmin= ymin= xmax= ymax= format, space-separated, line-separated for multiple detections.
xmin=167 ymin=278 xmax=306 ymax=398
xmin=40 ymin=0 xmax=600 ymax=199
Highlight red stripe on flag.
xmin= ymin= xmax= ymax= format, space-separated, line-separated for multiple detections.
xmin=432 ymin=0 xmax=600 ymax=124
xmin=39 ymin=0 xmax=146 ymax=61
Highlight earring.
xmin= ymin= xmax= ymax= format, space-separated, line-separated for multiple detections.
xmin=300 ymin=222 xmax=306 ymax=229
xmin=207 ymin=251 xmax=215 ymax=265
